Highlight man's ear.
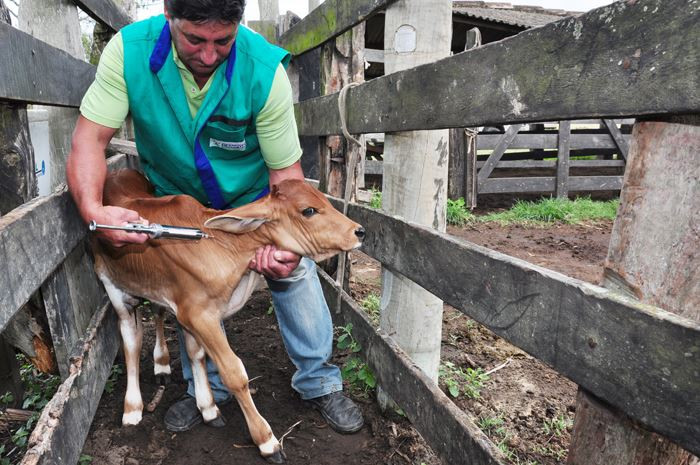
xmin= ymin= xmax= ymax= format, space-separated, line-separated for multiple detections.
xmin=204 ymin=214 xmax=268 ymax=234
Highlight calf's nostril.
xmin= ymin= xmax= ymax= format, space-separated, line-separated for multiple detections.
xmin=355 ymin=227 xmax=366 ymax=240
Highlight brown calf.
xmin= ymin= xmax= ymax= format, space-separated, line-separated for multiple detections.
xmin=91 ymin=169 xmax=364 ymax=463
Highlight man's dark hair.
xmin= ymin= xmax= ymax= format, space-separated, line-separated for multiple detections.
xmin=165 ymin=0 xmax=246 ymax=23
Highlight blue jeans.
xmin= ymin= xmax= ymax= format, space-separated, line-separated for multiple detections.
xmin=176 ymin=258 xmax=343 ymax=402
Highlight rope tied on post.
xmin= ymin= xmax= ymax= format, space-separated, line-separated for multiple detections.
xmin=338 ymin=82 xmax=363 ymax=149
xmin=334 ymin=82 xmax=364 ymax=311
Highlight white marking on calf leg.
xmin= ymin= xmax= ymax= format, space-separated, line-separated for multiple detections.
xmin=153 ymin=306 xmax=171 ymax=378
xmin=101 ymin=276 xmax=144 ymax=426
xmin=182 ymin=331 xmax=219 ymax=423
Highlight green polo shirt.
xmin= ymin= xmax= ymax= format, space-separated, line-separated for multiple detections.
xmin=81 ymin=31 xmax=301 ymax=170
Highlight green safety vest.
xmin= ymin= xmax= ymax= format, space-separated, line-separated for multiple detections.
xmin=121 ymin=15 xmax=290 ymax=208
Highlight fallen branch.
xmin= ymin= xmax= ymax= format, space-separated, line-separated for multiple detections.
xmin=0 ymin=408 xmax=35 ymax=422
xmin=280 ymin=420 xmax=303 ymax=448
xmin=485 ymin=357 xmax=512 ymax=376
xmin=146 ymin=385 xmax=166 ymax=412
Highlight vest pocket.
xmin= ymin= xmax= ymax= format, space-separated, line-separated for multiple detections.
xmin=200 ymin=122 xmax=249 ymax=159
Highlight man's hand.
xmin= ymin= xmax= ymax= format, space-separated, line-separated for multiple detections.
xmin=89 ymin=205 xmax=150 ymax=247
xmin=249 ymin=245 xmax=301 ymax=280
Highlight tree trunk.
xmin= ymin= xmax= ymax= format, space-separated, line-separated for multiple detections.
xmin=378 ymin=0 xmax=451 ymax=412
xmin=567 ymin=116 xmax=700 ymax=464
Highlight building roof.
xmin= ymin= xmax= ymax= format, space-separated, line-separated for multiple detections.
xmin=452 ymin=1 xmax=580 ymax=29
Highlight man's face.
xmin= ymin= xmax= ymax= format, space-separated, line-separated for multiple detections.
xmin=166 ymin=11 xmax=238 ymax=82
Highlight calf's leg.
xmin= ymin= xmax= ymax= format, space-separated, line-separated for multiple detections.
xmin=181 ymin=329 xmax=221 ymax=424
xmin=152 ymin=305 xmax=171 ymax=384
xmin=102 ymin=278 xmax=144 ymax=425
xmin=180 ymin=312 xmax=283 ymax=463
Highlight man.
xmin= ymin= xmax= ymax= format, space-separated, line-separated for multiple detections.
xmin=66 ymin=0 xmax=363 ymax=434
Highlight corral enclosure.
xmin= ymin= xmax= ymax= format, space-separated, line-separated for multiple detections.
xmin=1 ymin=0 xmax=699 ymax=464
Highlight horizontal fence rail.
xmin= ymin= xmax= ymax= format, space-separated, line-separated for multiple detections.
xmin=0 ymin=154 xmax=134 ymax=333
xmin=330 ymin=198 xmax=700 ymax=456
xmin=20 ymin=301 xmax=120 ymax=465
xmin=295 ymin=0 xmax=699 ymax=135
xmin=318 ymin=270 xmax=505 ymax=465
xmin=0 ymin=22 xmax=95 ymax=107
xmin=73 ymin=0 xmax=131 ymax=32
xmin=278 ymin=0 xmax=396 ymax=56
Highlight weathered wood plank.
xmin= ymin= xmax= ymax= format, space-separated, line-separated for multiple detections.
xmin=366 ymin=158 xmax=625 ymax=175
xmin=478 ymin=176 xmax=622 ymax=194
xmin=278 ymin=0 xmax=396 ymax=56
xmin=295 ymin=0 xmax=699 ymax=135
xmin=556 ymin=121 xmax=571 ymax=198
xmin=479 ymin=177 xmax=555 ymax=194
xmin=476 ymin=133 xmax=629 ymax=150
xmin=603 ymin=119 xmax=630 ymax=160
xmin=0 ymin=190 xmax=85 ymax=333
xmin=568 ymin=175 xmax=623 ymax=191
xmin=0 ymin=22 xmax=96 ymax=107
xmin=42 ymin=243 xmax=104 ymax=379
xmin=477 ymin=124 xmax=523 ymax=182
xmin=20 ymin=301 xmax=120 ymax=465
xmin=0 ymin=153 xmax=135 ymax=333
xmin=72 ymin=0 xmax=131 ymax=32
xmin=317 ymin=270 xmax=504 ymax=465
xmin=339 ymin=202 xmax=700 ymax=455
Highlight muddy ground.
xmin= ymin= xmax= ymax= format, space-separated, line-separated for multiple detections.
xmin=74 ymin=216 xmax=613 ymax=465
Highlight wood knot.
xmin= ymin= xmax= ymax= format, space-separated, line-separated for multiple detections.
xmin=587 ymin=337 xmax=598 ymax=349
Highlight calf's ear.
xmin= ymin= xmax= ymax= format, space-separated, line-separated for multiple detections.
xmin=205 ymin=214 xmax=268 ymax=234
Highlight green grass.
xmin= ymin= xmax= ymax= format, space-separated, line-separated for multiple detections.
xmin=360 ymin=293 xmax=380 ymax=325
xmin=447 ymin=198 xmax=476 ymax=226
xmin=439 ymin=361 xmax=489 ymax=399
xmin=482 ymin=197 xmax=619 ymax=225
xmin=369 ymin=188 xmax=382 ymax=209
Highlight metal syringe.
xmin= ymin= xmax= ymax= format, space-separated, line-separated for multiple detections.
xmin=88 ymin=221 xmax=209 ymax=240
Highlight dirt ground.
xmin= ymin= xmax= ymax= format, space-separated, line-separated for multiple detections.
xmin=77 ymin=216 xmax=613 ymax=465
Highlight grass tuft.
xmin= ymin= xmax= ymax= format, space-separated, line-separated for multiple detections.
xmin=482 ymin=197 xmax=619 ymax=225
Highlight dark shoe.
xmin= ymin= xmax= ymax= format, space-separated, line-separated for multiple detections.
xmin=305 ymin=391 xmax=364 ymax=433
xmin=164 ymin=395 xmax=232 ymax=432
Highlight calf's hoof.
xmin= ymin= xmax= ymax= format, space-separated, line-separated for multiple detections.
xmin=155 ymin=374 xmax=171 ymax=385
xmin=264 ymin=448 xmax=286 ymax=464
xmin=122 ymin=410 xmax=143 ymax=426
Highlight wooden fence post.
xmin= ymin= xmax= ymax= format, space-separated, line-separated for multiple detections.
xmin=319 ymin=24 xmax=366 ymax=199
xmin=567 ymin=116 xmax=700 ymax=464
xmin=18 ymin=0 xmax=83 ymax=192
xmin=0 ymin=0 xmax=38 ymax=406
xmin=378 ymin=0 xmax=452 ymax=405
xmin=556 ymin=120 xmax=571 ymax=198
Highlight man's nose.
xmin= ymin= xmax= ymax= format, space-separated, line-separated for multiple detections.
xmin=200 ymin=45 xmax=217 ymax=65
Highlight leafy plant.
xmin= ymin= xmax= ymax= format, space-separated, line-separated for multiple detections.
xmin=369 ymin=188 xmax=382 ymax=209
xmin=439 ymin=361 xmax=489 ymax=399
xmin=0 ymin=392 xmax=14 ymax=406
xmin=104 ymin=363 xmax=124 ymax=394
xmin=335 ymin=324 xmax=376 ymax=397
xmin=478 ymin=414 xmax=506 ymax=437
xmin=78 ymin=454 xmax=94 ymax=465
xmin=446 ymin=198 xmax=475 ymax=226
xmin=17 ymin=355 xmax=60 ymax=411
xmin=360 ymin=294 xmax=380 ymax=325
xmin=542 ymin=414 xmax=573 ymax=437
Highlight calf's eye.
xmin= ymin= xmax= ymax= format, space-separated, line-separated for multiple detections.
xmin=302 ymin=207 xmax=317 ymax=218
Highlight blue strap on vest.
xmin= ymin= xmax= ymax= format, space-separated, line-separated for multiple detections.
xmin=149 ymin=22 xmax=234 ymax=210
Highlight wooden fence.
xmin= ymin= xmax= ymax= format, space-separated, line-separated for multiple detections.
xmin=286 ymin=0 xmax=699 ymax=463
xmin=364 ymin=118 xmax=633 ymax=204
xmin=0 ymin=0 xmax=698 ymax=464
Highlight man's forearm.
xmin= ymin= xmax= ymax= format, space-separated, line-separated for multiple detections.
xmin=66 ymin=116 xmax=116 ymax=222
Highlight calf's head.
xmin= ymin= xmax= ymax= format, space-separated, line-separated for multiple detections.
xmin=204 ymin=179 xmax=365 ymax=261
